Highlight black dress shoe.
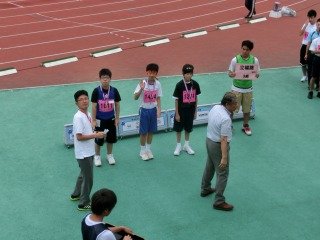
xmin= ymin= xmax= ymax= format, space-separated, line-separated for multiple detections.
xmin=200 ymin=188 xmax=215 ymax=197
xmin=213 ymin=202 xmax=234 ymax=211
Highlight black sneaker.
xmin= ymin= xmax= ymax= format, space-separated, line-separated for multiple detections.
xmin=307 ymin=91 xmax=313 ymax=99
xmin=77 ymin=204 xmax=91 ymax=211
xmin=317 ymin=92 xmax=320 ymax=98
xmin=70 ymin=194 xmax=80 ymax=201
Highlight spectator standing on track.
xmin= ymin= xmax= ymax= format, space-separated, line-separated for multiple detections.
xmin=244 ymin=0 xmax=256 ymax=19
xmin=307 ymin=32 xmax=320 ymax=99
xmin=172 ymin=64 xmax=201 ymax=156
xmin=70 ymin=90 xmax=105 ymax=211
xmin=228 ymin=40 xmax=260 ymax=136
xmin=200 ymin=92 xmax=238 ymax=211
xmin=91 ymin=69 xmax=121 ymax=166
xmin=134 ymin=63 xmax=162 ymax=161
xmin=81 ymin=188 xmax=133 ymax=240
xmin=299 ymin=9 xmax=317 ymax=83
xmin=307 ymin=18 xmax=320 ymax=99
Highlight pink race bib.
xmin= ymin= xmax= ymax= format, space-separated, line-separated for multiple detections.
xmin=143 ymin=90 xmax=157 ymax=103
xmin=98 ymin=99 xmax=114 ymax=112
xmin=183 ymin=89 xmax=196 ymax=103
xmin=303 ymin=32 xmax=309 ymax=40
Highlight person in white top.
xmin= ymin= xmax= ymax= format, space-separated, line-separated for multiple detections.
xmin=81 ymin=188 xmax=133 ymax=240
xmin=70 ymin=90 xmax=105 ymax=211
xmin=134 ymin=63 xmax=162 ymax=161
xmin=200 ymin=92 xmax=237 ymax=211
xmin=299 ymin=9 xmax=317 ymax=82
xmin=308 ymin=36 xmax=320 ymax=99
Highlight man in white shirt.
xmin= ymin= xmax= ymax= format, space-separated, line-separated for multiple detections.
xmin=70 ymin=90 xmax=105 ymax=211
xmin=200 ymin=92 xmax=237 ymax=211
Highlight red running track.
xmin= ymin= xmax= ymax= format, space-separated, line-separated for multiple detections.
xmin=0 ymin=0 xmax=319 ymax=89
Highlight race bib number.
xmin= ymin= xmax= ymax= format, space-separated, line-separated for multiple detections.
xmin=98 ymin=99 xmax=114 ymax=112
xmin=235 ymin=64 xmax=258 ymax=80
xmin=143 ymin=90 xmax=157 ymax=103
xmin=304 ymin=31 xmax=309 ymax=40
xmin=183 ymin=89 xmax=196 ymax=103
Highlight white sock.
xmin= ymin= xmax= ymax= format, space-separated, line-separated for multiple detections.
xmin=176 ymin=142 xmax=181 ymax=147
xmin=146 ymin=144 xmax=151 ymax=151
xmin=107 ymin=154 xmax=113 ymax=157
xmin=140 ymin=145 xmax=146 ymax=153
xmin=184 ymin=141 xmax=189 ymax=146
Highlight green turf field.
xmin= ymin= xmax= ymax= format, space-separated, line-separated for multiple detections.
xmin=1 ymin=67 xmax=319 ymax=240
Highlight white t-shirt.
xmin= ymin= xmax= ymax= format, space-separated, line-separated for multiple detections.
xmin=207 ymin=105 xmax=232 ymax=142
xmin=73 ymin=110 xmax=95 ymax=159
xmin=301 ymin=23 xmax=317 ymax=45
xmin=134 ymin=79 xmax=163 ymax=109
xmin=84 ymin=214 xmax=116 ymax=240
xmin=309 ymin=37 xmax=320 ymax=57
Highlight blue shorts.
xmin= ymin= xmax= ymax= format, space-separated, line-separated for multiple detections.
xmin=139 ymin=107 xmax=157 ymax=134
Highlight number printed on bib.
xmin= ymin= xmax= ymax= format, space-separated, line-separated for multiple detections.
xmin=143 ymin=90 xmax=157 ymax=103
xmin=183 ymin=89 xmax=196 ymax=103
xmin=98 ymin=99 xmax=114 ymax=112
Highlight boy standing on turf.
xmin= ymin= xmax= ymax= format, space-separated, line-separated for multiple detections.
xmin=91 ymin=69 xmax=121 ymax=166
xmin=173 ymin=64 xmax=201 ymax=156
xmin=134 ymin=63 xmax=162 ymax=161
xmin=70 ymin=90 xmax=105 ymax=211
xmin=228 ymin=40 xmax=260 ymax=136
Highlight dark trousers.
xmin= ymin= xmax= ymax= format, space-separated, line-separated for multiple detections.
xmin=245 ymin=0 xmax=256 ymax=17
xmin=72 ymin=156 xmax=94 ymax=205
xmin=307 ymin=53 xmax=319 ymax=88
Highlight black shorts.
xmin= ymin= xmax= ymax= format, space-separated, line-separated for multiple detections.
xmin=300 ymin=44 xmax=307 ymax=66
xmin=94 ymin=118 xmax=117 ymax=145
xmin=173 ymin=107 xmax=196 ymax=133
xmin=312 ymin=55 xmax=320 ymax=78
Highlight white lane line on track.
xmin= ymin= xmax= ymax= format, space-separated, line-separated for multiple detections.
xmin=8 ymin=2 xmax=23 ymax=8
xmin=0 ymin=0 xmax=290 ymax=51
xmin=0 ymin=0 xmax=226 ymax=39
xmin=0 ymin=0 xmax=83 ymax=11
xmin=0 ymin=0 xmax=308 ymax=65
xmin=0 ymin=0 xmax=178 ymax=19
xmin=0 ymin=0 xmax=134 ymax=14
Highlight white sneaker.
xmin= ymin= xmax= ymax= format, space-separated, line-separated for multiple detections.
xmin=146 ymin=150 xmax=154 ymax=160
xmin=107 ymin=154 xmax=116 ymax=165
xmin=174 ymin=145 xmax=182 ymax=156
xmin=140 ymin=152 xmax=149 ymax=161
xmin=183 ymin=145 xmax=195 ymax=155
xmin=94 ymin=155 xmax=102 ymax=167
xmin=300 ymin=76 xmax=307 ymax=82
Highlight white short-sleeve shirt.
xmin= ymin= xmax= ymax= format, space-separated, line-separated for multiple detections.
xmin=309 ymin=37 xmax=320 ymax=56
xmin=207 ymin=105 xmax=232 ymax=142
xmin=134 ymin=79 xmax=163 ymax=109
xmin=301 ymin=23 xmax=317 ymax=45
xmin=73 ymin=110 xmax=95 ymax=159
